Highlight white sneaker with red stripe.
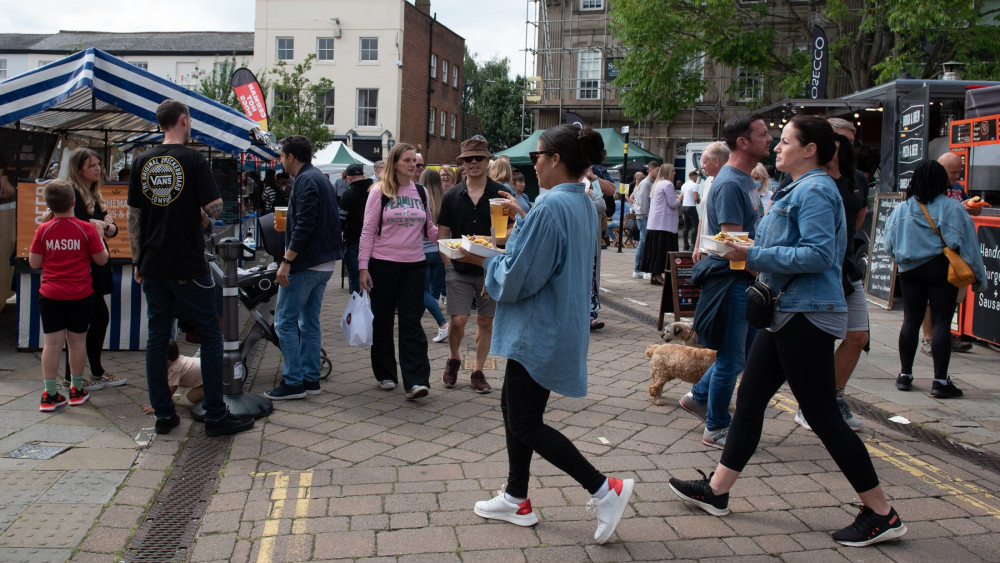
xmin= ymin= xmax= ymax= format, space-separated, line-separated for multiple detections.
xmin=473 ymin=488 xmax=538 ymax=527
xmin=588 ymin=477 xmax=634 ymax=544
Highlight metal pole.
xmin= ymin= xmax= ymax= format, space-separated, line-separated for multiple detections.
xmin=618 ymin=125 xmax=629 ymax=253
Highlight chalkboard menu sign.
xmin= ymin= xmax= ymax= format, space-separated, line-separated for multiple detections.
xmin=668 ymin=252 xmax=699 ymax=323
xmin=211 ymin=158 xmax=241 ymax=224
xmin=971 ymin=225 xmax=1000 ymax=345
xmin=896 ymin=87 xmax=928 ymax=193
xmin=865 ymin=192 xmax=905 ymax=309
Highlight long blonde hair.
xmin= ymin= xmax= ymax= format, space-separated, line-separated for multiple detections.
xmin=379 ymin=142 xmax=415 ymax=199
xmin=67 ymin=147 xmax=104 ymax=215
xmin=419 ymin=168 xmax=444 ymax=221
xmin=489 ymin=158 xmax=513 ymax=184
xmin=657 ymin=162 xmax=675 ymax=184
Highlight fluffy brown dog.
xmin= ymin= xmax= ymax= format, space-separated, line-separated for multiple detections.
xmin=646 ymin=344 xmax=717 ymax=405
xmin=661 ymin=321 xmax=701 ymax=348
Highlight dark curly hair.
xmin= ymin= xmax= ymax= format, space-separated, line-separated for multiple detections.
xmin=906 ymin=160 xmax=949 ymax=204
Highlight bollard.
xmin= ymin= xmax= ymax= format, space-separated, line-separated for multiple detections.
xmin=191 ymin=237 xmax=273 ymax=421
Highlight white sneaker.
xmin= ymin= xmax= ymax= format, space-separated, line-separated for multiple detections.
xmin=794 ymin=409 xmax=812 ymax=431
xmin=432 ymin=324 xmax=449 ymax=343
xmin=642 ymin=272 xmax=652 ymax=280
xmin=473 ymin=489 xmax=539 ymax=527
xmin=405 ymin=385 xmax=429 ymax=400
xmin=378 ymin=380 xmax=396 ymax=390
xmin=588 ymin=477 xmax=634 ymax=544
xmin=632 ymin=271 xmax=642 ymax=279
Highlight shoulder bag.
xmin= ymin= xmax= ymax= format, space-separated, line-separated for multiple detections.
xmin=919 ymin=203 xmax=976 ymax=288
xmin=745 ymin=275 xmax=796 ymax=330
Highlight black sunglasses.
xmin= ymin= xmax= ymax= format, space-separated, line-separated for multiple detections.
xmin=416 ymin=163 xmax=426 ymax=168
xmin=460 ymin=155 xmax=486 ymax=163
xmin=529 ymin=150 xmax=555 ymax=165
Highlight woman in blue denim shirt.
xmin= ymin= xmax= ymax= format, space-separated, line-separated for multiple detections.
xmin=456 ymin=124 xmax=634 ymax=545
xmin=668 ymin=116 xmax=907 ymax=548
xmin=884 ymin=160 xmax=987 ymax=397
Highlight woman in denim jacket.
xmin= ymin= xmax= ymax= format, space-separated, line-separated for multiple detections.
xmin=457 ymin=124 xmax=634 ymax=545
xmin=884 ymin=160 xmax=987 ymax=398
xmin=668 ymin=116 xmax=907 ymax=548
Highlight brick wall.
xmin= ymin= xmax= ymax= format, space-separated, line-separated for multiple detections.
xmin=400 ymin=2 xmax=464 ymax=166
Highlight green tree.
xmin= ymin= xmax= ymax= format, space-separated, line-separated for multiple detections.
xmin=268 ymin=54 xmax=334 ymax=152
xmin=464 ymin=50 xmax=533 ymax=151
xmin=610 ymin=0 xmax=1000 ymax=122
xmin=194 ymin=54 xmax=263 ymax=112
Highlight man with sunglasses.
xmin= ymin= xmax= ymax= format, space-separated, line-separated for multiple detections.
xmin=412 ymin=153 xmax=426 ymax=184
xmin=436 ymin=137 xmax=506 ymax=394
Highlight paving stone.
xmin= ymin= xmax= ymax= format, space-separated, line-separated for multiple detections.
xmin=0 ymin=503 xmax=102 ymax=548
xmin=0 ymin=504 xmax=27 ymax=534
xmin=79 ymin=525 xmax=134 ymax=553
xmin=524 ymin=545 xmax=589 ymax=562
xmin=460 ymin=548 xmax=527 ymax=563
xmin=0 ymin=547 xmax=75 ymax=562
xmin=375 ymin=526 xmax=457 ymax=556
xmin=313 ymin=530 xmax=376 ymax=558
xmin=37 ymin=469 xmax=128 ymax=504
xmin=97 ymin=504 xmax=144 ymax=528
xmin=191 ymin=532 xmax=238 ymax=562
xmin=36 ymin=447 xmax=137 ymax=470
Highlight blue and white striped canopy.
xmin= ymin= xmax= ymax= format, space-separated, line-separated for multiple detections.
xmin=0 ymin=48 xmax=278 ymax=160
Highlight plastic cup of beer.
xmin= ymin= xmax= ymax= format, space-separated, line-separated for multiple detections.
xmin=489 ymin=199 xmax=508 ymax=238
xmin=728 ymin=233 xmax=750 ymax=270
xmin=274 ymin=207 xmax=288 ymax=231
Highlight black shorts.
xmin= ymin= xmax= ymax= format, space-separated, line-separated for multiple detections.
xmin=38 ymin=295 xmax=94 ymax=334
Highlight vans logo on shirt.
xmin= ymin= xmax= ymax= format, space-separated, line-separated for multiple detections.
xmin=141 ymin=156 xmax=185 ymax=206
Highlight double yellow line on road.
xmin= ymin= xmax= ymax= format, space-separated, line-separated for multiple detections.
xmin=253 ymin=471 xmax=314 ymax=563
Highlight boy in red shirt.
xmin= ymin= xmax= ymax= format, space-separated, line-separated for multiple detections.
xmin=29 ymin=179 xmax=109 ymax=411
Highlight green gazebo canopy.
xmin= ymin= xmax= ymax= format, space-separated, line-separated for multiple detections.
xmin=496 ymin=128 xmax=661 ymax=166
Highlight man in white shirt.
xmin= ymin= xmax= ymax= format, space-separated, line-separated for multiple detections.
xmin=680 ymin=170 xmax=701 ymax=251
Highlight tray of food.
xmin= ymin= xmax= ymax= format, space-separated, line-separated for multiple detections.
xmin=701 ymin=231 xmax=751 ymax=256
xmin=460 ymin=235 xmax=504 ymax=258
xmin=438 ymin=239 xmax=465 ymax=259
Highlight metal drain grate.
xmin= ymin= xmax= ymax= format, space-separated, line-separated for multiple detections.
xmin=850 ymin=397 xmax=1000 ymax=476
xmin=600 ymin=293 xmax=661 ymax=327
xmin=123 ymin=432 xmax=234 ymax=562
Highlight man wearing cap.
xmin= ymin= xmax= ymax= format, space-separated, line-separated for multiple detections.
xmin=436 ymin=138 xmax=507 ymax=393
xmin=264 ymin=135 xmax=343 ymax=400
xmin=339 ymin=163 xmax=371 ymax=294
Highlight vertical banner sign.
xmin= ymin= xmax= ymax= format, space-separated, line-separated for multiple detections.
xmin=231 ymin=68 xmax=269 ymax=131
xmin=809 ymin=26 xmax=829 ymax=100
xmin=897 ymin=86 xmax=929 ymax=192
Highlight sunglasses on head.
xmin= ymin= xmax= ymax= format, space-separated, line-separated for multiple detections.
xmin=529 ymin=150 xmax=554 ymax=165
xmin=460 ymin=155 xmax=486 ymax=163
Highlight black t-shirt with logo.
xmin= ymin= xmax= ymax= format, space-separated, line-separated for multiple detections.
xmin=128 ymin=144 xmax=220 ymax=279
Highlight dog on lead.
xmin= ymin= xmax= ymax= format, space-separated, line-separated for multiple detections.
xmin=661 ymin=321 xmax=701 ymax=348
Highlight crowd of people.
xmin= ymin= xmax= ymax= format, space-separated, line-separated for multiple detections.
xmin=28 ymin=99 xmax=992 ymax=547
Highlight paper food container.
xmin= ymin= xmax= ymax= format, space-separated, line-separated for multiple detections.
xmin=460 ymin=237 xmax=504 ymax=258
xmin=701 ymin=232 xmax=749 ymax=256
xmin=438 ymin=239 xmax=465 ymax=259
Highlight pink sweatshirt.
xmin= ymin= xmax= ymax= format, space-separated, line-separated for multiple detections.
xmin=359 ymin=182 xmax=439 ymax=269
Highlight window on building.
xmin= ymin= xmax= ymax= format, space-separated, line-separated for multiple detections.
xmin=580 ymin=0 xmax=604 ymax=10
xmin=214 ymin=60 xmax=234 ymax=78
xmin=442 ymin=60 xmax=448 ymax=83
xmin=682 ymin=52 xmax=705 ymax=102
xmin=317 ymin=37 xmax=334 ymax=61
xmin=429 ymin=108 xmax=435 ymax=135
xmin=452 ymin=66 xmax=458 ymax=88
xmin=430 ymin=54 xmax=437 ymax=78
xmin=276 ymin=37 xmax=294 ymax=61
xmin=273 ymin=89 xmax=293 ymax=122
xmin=577 ymin=50 xmax=601 ymax=100
xmin=357 ymin=88 xmax=378 ymax=126
xmin=360 ymin=37 xmax=379 ymax=62
xmin=132 ymin=61 xmax=148 ymax=71
xmin=316 ymin=88 xmax=335 ymax=125
xmin=0 ymin=59 xmax=6 ymax=80
xmin=450 ymin=114 xmax=456 ymax=139
xmin=735 ymin=68 xmax=764 ymax=102
xmin=440 ymin=111 xmax=446 ymax=137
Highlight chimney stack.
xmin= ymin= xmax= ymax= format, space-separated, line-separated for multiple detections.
xmin=415 ymin=0 xmax=431 ymax=15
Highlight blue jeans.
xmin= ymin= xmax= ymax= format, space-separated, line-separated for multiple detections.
xmin=633 ymin=217 xmax=649 ymax=271
xmin=423 ymin=251 xmax=447 ymax=327
xmin=143 ymin=272 xmax=226 ymax=420
xmin=691 ymin=279 xmax=756 ymax=431
xmin=343 ymin=242 xmax=360 ymax=295
xmin=275 ymin=268 xmax=333 ymax=386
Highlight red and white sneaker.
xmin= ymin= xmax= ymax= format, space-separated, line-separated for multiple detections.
xmin=588 ymin=477 xmax=634 ymax=544
xmin=68 ymin=386 xmax=89 ymax=406
xmin=40 ymin=391 xmax=68 ymax=412
xmin=473 ymin=488 xmax=539 ymax=527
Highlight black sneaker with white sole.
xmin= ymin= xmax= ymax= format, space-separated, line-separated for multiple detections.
xmin=668 ymin=469 xmax=729 ymax=516
xmin=832 ymin=504 xmax=907 ymax=547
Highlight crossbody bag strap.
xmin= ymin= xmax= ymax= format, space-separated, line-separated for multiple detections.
xmin=918 ymin=202 xmax=947 ymax=245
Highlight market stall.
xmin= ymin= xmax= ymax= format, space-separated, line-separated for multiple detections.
xmin=0 ymin=48 xmax=278 ymax=350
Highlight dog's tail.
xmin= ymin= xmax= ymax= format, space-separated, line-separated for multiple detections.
xmin=645 ymin=345 xmax=658 ymax=358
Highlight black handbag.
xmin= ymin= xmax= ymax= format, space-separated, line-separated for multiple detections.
xmin=745 ymin=275 xmax=795 ymax=329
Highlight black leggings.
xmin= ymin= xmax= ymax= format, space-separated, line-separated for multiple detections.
xmin=501 ymin=359 xmax=606 ymax=498
xmin=63 ymin=292 xmax=110 ymax=378
xmin=720 ymin=314 xmax=880 ymax=493
xmin=897 ymin=255 xmax=957 ymax=380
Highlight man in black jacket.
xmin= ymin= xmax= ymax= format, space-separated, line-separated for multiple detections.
xmin=339 ymin=163 xmax=370 ymax=294
xmin=265 ymin=136 xmax=343 ymax=400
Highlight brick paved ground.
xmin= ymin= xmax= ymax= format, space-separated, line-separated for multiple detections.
xmin=1 ymin=246 xmax=999 ymax=561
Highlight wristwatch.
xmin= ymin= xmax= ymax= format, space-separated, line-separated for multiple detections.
xmin=278 ymin=255 xmax=294 ymax=265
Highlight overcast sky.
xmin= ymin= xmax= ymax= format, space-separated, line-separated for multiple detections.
xmin=0 ymin=0 xmax=533 ymax=76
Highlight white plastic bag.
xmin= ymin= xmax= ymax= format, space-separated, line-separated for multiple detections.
xmin=341 ymin=291 xmax=374 ymax=347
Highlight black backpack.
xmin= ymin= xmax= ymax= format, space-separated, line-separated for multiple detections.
xmin=375 ymin=183 xmax=428 ymax=238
